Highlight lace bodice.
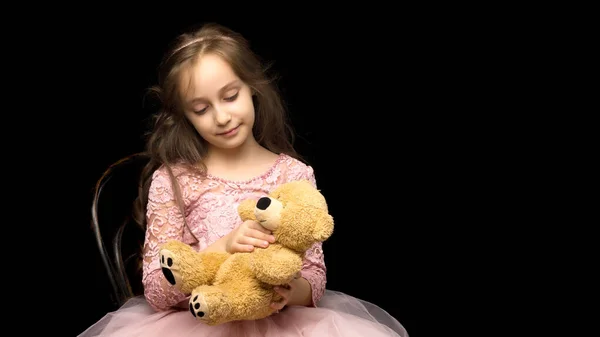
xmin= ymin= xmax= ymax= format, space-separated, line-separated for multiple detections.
xmin=141 ymin=153 xmax=327 ymax=311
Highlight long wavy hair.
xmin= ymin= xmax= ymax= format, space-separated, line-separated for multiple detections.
xmin=131 ymin=23 xmax=301 ymax=234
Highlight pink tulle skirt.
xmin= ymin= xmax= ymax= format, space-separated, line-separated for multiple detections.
xmin=78 ymin=290 xmax=408 ymax=337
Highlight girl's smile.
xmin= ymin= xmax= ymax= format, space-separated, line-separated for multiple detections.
xmin=217 ymin=125 xmax=240 ymax=137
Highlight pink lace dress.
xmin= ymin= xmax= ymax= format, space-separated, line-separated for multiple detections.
xmin=79 ymin=154 xmax=408 ymax=337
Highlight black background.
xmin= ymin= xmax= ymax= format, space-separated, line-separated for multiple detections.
xmin=27 ymin=7 xmax=493 ymax=336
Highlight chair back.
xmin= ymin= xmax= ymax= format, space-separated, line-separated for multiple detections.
xmin=91 ymin=152 xmax=149 ymax=308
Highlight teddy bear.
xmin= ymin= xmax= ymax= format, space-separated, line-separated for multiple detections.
xmin=158 ymin=179 xmax=334 ymax=325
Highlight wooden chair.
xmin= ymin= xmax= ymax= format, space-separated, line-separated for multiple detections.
xmin=90 ymin=152 xmax=149 ymax=308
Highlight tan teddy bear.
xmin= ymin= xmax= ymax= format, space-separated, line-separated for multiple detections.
xmin=158 ymin=179 xmax=334 ymax=325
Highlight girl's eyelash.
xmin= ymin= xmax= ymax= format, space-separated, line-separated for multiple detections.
xmin=193 ymin=92 xmax=239 ymax=114
xmin=224 ymin=92 xmax=239 ymax=101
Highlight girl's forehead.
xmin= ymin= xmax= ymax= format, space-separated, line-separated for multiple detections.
xmin=179 ymin=54 xmax=242 ymax=100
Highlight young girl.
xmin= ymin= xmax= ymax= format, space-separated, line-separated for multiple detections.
xmin=79 ymin=22 xmax=408 ymax=337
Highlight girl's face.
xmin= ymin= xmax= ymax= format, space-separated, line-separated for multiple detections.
xmin=180 ymin=53 xmax=256 ymax=152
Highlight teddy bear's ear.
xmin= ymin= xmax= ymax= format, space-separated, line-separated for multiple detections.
xmin=238 ymin=199 xmax=258 ymax=221
xmin=312 ymin=210 xmax=334 ymax=242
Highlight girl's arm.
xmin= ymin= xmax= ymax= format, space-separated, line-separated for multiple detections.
xmin=293 ymin=242 xmax=326 ymax=306
xmin=287 ymin=165 xmax=328 ymax=307
xmin=141 ymin=168 xmax=189 ymax=311
xmin=202 ymin=235 xmax=228 ymax=253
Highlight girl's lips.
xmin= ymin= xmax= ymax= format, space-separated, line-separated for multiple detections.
xmin=217 ymin=125 xmax=240 ymax=136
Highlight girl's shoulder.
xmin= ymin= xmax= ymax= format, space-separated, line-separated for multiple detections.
xmin=148 ymin=163 xmax=208 ymax=204
xmin=150 ymin=163 xmax=207 ymax=193
xmin=277 ymin=153 xmax=312 ymax=171
xmin=273 ymin=153 xmax=316 ymax=183
xmin=152 ymin=162 xmax=198 ymax=180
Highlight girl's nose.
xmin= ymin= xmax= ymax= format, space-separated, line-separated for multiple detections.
xmin=213 ymin=106 xmax=232 ymax=125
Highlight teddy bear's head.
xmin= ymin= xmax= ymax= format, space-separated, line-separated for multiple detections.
xmin=238 ymin=180 xmax=334 ymax=252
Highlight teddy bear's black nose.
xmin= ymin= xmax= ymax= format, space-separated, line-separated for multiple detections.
xmin=257 ymin=197 xmax=271 ymax=210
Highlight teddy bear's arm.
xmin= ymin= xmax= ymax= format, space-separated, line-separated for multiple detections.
xmin=250 ymin=245 xmax=303 ymax=285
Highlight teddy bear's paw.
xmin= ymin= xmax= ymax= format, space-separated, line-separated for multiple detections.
xmin=189 ymin=288 xmax=231 ymax=325
xmin=159 ymin=248 xmax=183 ymax=288
xmin=189 ymin=292 xmax=211 ymax=322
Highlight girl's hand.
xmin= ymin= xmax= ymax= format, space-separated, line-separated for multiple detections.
xmin=225 ymin=220 xmax=276 ymax=253
xmin=271 ymin=272 xmax=301 ymax=312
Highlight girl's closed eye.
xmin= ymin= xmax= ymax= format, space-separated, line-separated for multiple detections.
xmin=192 ymin=92 xmax=237 ymax=114
xmin=224 ymin=92 xmax=239 ymax=101
xmin=193 ymin=106 xmax=208 ymax=114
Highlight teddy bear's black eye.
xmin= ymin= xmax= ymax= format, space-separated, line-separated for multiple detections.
xmin=257 ymin=197 xmax=271 ymax=210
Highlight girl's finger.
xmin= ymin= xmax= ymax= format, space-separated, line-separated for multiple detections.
xmin=247 ymin=228 xmax=276 ymax=243
xmin=232 ymin=242 xmax=254 ymax=253
xmin=238 ymin=236 xmax=269 ymax=248
xmin=274 ymin=286 xmax=291 ymax=297
xmin=247 ymin=220 xmax=273 ymax=234
xmin=271 ymin=286 xmax=291 ymax=311
xmin=270 ymin=301 xmax=285 ymax=310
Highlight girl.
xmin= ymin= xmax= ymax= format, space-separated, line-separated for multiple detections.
xmin=79 ymin=22 xmax=408 ymax=337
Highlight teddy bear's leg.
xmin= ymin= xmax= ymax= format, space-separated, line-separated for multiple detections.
xmin=159 ymin=240 xmax=230 ymax=294
xmin=188 ymin=285 xmax=231 ymax=325
xmin=189 ymin=283 xmax=275 ymax=325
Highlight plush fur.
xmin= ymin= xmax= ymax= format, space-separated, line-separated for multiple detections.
xmin=158 ymin=180 xmax=334 ymax=325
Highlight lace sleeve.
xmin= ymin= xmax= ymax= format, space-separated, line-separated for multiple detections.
xmin=142 ymin=168 xmax=189 ymax=311
xmin=300 ymin=242 xmax=327 ymax=307
xmin=295 ymin=166 xmax=327 ymax=306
